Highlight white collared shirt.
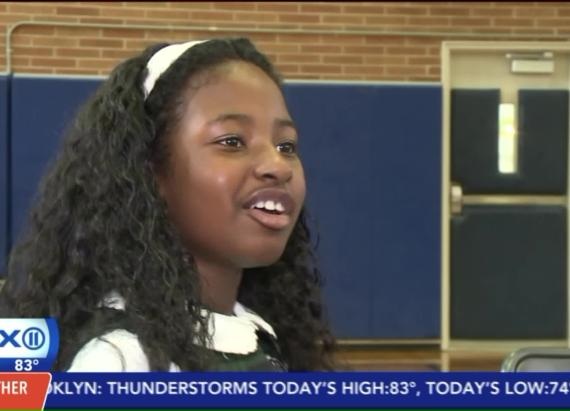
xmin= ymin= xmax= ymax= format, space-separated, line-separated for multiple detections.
xmin=67 ymin=293 xmax=277 ymax=372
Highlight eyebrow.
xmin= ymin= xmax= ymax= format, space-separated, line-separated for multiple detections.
xmin=207 ymin=113 xmax=297 ymax=132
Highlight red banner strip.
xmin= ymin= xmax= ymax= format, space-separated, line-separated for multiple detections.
xmin=0 ymin=372 xmax=51 ymax=410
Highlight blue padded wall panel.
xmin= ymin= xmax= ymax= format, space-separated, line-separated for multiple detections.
xmin=0 ymin=76 xmax=8 ymax=275
xmin=369 ymin=85 xmax=441 ymax=338
xmin=10 ymin=77 xmax=101 ymax=248
xmin=285 ymin=84 xmax=441 ymax=338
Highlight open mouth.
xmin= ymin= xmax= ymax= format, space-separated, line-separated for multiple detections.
xmin=243 ymin=189 xmax=295 ymax=230
xmin=250 ymin=200 xmax=285 ymax=215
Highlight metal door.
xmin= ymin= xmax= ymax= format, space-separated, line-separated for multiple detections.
xmin=442 ymin=42 xmax=570 ymax=350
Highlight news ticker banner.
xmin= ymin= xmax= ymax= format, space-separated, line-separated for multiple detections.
xmin=2 ymin=319 xmax=570 ymax=410
xmin=2 ymin=372 xmax=570 ymax=409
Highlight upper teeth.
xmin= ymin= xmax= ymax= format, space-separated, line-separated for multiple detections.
xmin=253 ymin=200 xmax=285 ymax=212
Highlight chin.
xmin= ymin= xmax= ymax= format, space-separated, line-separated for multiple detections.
xmin=239 ymin=245 xmax=287 ymax=268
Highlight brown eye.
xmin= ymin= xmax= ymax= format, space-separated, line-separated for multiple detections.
xmin=277 ymin=141 xmax=297 ymax=155
xmin=218 ymin=135 xmax=244 ymax=149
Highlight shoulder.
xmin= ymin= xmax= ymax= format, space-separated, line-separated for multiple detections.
xmin=67 ymin=329 xmax=180 ymax=372
xmin=67 ymin=329 xmax=149 ymax=372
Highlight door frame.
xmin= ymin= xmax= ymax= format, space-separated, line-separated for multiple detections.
xmin=441 ymin=41 xmax=570 ymax=351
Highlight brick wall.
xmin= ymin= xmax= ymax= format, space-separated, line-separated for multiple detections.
xmin=1 ymin=2 xmax=569 ymax=81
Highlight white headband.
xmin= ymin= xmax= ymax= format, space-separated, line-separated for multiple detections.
xmin=143 ymin=40 xmax=206 ymax=99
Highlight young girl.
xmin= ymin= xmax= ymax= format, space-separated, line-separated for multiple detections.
xmin=0 ymin=38 xmax=336 ymax=371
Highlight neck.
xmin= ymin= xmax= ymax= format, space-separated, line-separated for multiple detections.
xmin=194 ymin=258 xmax=243 ymax=315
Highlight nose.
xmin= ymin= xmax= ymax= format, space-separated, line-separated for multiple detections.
xmin=253 ymin=146 xmax=293 ymax=184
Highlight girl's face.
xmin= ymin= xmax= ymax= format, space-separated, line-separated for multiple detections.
xmin=157 ymin=61 xmax=305 ymax=270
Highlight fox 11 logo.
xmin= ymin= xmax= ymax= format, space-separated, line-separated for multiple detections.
xmin=0 ymin=319 xmax=59 ymax=371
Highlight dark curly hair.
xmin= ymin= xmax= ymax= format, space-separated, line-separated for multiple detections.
xmin=0 ymin=37 xmax=336 ymax=371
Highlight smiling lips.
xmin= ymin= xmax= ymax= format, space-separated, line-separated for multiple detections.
xmin=243 ymin=188 xmax=295 ymax=230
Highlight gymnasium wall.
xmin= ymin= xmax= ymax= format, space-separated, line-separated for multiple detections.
xmin=1 ymin=2 xmax=569 ymax=80
xmin=1 ymin=2 xmax=565 ymax=339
